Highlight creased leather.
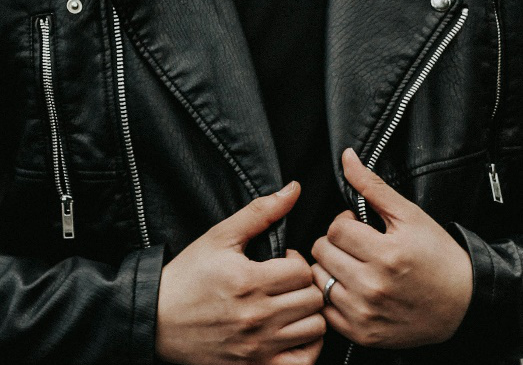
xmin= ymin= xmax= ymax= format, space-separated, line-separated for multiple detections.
xmin=0 ymin=0 xmax=522 ymax=364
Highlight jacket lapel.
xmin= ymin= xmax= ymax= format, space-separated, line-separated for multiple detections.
xmin=111 ymin=0 xmax=282 ymax=199
xmin=325 ymin=0 xmax=462 ymax=202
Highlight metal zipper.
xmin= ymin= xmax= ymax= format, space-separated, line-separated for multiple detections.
xmin=112 ymin=7 xmax=151 ymax=248
xmin=344 ymin=8 xmax=469 ymax=365
xmin=488 ymin=0 xmax=504 ymax=204
xmin=357 ymin=8 xmax=469 ymax=224
xmin=39 ymin=17 xmax=75 ymax=240
xmin=343 ymin=342 xmax=355 ymax=365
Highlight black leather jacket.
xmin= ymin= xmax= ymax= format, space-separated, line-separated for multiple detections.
xmin=0 ymin=0 xmax=522 ymax=364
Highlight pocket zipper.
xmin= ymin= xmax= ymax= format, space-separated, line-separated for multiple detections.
xmin=488 ymin=0 xmax=503 ymax=204
xmin=39 ymin=16 xmax=75 ymax=239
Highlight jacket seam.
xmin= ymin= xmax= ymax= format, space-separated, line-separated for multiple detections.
xmin=408 ymin=150 xmax=487 ymax=178
xmin=380 ymin=150 xmax=486 ymax=186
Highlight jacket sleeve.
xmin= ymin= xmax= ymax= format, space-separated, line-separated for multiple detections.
xmin=0 ymin=244 xmax=164 ymax=365
xmin=443 ymin=223 xmax=523 ymax=361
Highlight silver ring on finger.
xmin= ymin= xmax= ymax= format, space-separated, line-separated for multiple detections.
xmin=323 ymin=276 xmax=337 ymax=305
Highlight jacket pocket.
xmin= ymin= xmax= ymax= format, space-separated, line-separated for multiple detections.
xmin=36 ymin=15 xmax=75 ymax=240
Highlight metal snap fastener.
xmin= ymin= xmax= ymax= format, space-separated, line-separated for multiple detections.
xmin=67 ymin=0 xmax=83 ymax=14
xmin=431 ymin=0 xmax=452 ymax=12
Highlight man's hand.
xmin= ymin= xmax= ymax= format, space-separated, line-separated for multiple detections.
xmin=311 ymin=148 xmax=473 ymax=349
xmin=156 ymin=182 xmax=326 ymax=365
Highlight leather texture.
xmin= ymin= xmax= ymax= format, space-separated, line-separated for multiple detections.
xmin=0 ymin=0 xmax=522 ymax=364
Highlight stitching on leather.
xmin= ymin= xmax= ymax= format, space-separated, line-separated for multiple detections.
xmin=501 ymin=145 xmax=523 ymax=153
xmin=408 ymin=150 xmax=487 ymax=177
xmin=379 ymin=150 xmax=486 ymax=187
xmin=381 ymin=147 xmax=523 ymax=185
xmin=14 ymin=166 xmax=124 ymax=178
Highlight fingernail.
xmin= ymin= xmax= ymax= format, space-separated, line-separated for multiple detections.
xmin=344 ymin=147 xmax=355 ymax=158
xmin=276 ymin=181 xmax=296 ymax=197
xmin=343 ymin=148 xmax=360 ymax=163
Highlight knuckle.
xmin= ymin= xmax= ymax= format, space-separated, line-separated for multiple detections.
xmin=316 ymin=314 xmax=328 ymax=336
xmin=238 ymin=309 xmax=267 ymax=332
xmin=304 ymin=350 xmax=320 ymax=365
xmin=236 ymin=340 xmax=262 ymax=362
xmin=359 ymin=174 xmax=385 ymax=198
xmin=230 ymin=268 xmax=256 ymax=297
xmin=327 ymin=221 xmax=343 ymax=242
xmin=311 ymin=238 xmax=325 ymax=260
xmin=312 ymin=286 xmax=325 ymax=309
xmin=248 ymin=198 xmax=272 ymax=224
xmin=356 ymin=331 xmax=381 ymax=347
xmin=297 ymin=262 xmax=314 ymax=286
xmin=357 ymin=305 xmax=378 ymax=324
xmin=248 ymin=197 xmax=266 ymax=215
xmin=247 ymin=197 xmax=275 ymax=227
xmin=364 ymin=280 xmax=389 ymax=304
xmin=381 ymin=248 xmax=406 ymax=273
xmin=369 ymin=173 xmax=386 ymax=187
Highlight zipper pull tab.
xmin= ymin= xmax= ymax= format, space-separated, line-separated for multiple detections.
xmin=61 ymin=195 xmax=75 ymax=239
xmin=488 ymin=164 xmax=504 ymax=204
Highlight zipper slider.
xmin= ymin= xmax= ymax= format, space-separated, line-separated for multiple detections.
xmin=488 ymin=164 xmax=504 ymax=204
xmin=61 ymin=195 xmax=75 ymax=239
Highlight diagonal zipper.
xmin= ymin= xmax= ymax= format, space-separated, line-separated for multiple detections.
xmin=357 ymin=8 xmax=469 ymax=224
xmin=39 ymin=16 xmax=75 ymax=240
xmin=344 ymin=7 xmax=469 ymax=365
xmin=111 ymin=7 xmax=151 ymax=249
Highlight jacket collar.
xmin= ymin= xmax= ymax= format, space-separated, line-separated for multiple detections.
xmin=325 ymin=0 xmax=462 ymax=202
xmin=112 ymin=0 xmax=282 ymax=199
xmin=111 ymin=0 xmax=462 ymax=210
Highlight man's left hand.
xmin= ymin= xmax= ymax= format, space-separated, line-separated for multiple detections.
xmin=311 ymin=148 xmax=473 ymax=349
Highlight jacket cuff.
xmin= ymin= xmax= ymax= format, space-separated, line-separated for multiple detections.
xmin=130 ymin=244 xmax=165 ymax=365
xmin=445 ymin=223 xmax=519 ymax=360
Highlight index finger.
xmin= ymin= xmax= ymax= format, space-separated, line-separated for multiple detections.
xmin=254 ymin=250 xmax=313 ymax=295
xmin=327 ymin=212 xmax=385 ymax=262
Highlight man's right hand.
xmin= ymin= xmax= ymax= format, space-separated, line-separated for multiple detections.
xmin=156 ymin=181 xmax=325 ymax=365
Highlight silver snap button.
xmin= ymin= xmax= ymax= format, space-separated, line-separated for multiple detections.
xmin=431 ymin=0 xmax=452 ymax=12
xmin=67 ymin=0 xmax=83 ymax=14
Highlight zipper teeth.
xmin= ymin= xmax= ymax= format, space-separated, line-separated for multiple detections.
xmin=358 ymin=8 xmax=469 ymax=223
xmin=366 ymin=8 xmax=469 ymax=171
xmin=39 ymin=18 xmax=72 ymax=198
xmin=491 ymin=0 xmax=502 ymax=121
xmin=343 ymin=343 xmax=355 ymax=365
xmin=112 ymin=8 xmax=151 ymax=248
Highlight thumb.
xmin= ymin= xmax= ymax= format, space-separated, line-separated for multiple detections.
xmin=342 ymin=148 xmax=413 ymax=225
xmin=211 ymin=181 xmax=301 ymax=252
